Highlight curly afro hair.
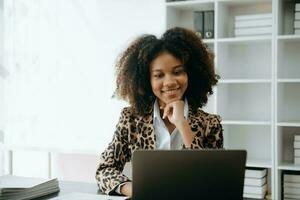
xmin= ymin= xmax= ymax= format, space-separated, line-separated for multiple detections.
xmin=114 ymin=27 xmax=219 ymax=116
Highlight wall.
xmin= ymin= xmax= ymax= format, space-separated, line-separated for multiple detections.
xmin=7 ymin=0 xmax=165 ymax=182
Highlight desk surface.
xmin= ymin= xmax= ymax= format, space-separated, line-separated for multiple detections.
xmin=35 ymin=180 xmax=101 ymax=199
xmin=1 ymin=177 xmax=262 ymax=200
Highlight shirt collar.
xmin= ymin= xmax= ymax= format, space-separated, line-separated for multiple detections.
xmin=153 ymin=98 xmax=189 ymax=120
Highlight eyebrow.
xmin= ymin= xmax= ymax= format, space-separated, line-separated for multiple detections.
xmin=151 ymin=65 xmax=183 ymax=72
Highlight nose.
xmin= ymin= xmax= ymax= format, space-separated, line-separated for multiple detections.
xmin=163 ymin=75 xmax=177 ymax=88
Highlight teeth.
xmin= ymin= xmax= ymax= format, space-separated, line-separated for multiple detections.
xmin=163 ymin=88 xmax=179 ymax=94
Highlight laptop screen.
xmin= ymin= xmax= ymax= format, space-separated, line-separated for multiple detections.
xmin=132 ymin=150 xmax=247 ymax=200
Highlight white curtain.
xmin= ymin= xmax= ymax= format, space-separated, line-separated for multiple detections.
xmin=2 ymin=0 xmax=164 ymax=152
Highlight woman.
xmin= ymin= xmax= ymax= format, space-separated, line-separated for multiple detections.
xmin=95 ymin=27 xmax=223 ymax=197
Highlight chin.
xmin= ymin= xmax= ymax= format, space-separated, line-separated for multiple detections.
xmin=162 ymin=96 xmax=183 ymax=104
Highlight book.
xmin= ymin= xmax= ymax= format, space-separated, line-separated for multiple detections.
xmin=284 ymin=186 xmax=300 ymax=195
xmin=245 ymin=168 xmax=267 ymax=179
xmin=244 ymin=183 xmax=267 ymax=195
xmin=284 ymin=182 xmax=300 ymax=188
xmin=235 ymin=26 xmax=272 ymax=36
xmin=296 ymin=3 xmax=300 ymax=11
xmin=243 ymin=192 xmax=266 ymax=199
xmin=203 ymin=11 xmax=214 ymax=39
xmin=284 ymin=174 xmax=300 ymax=183
xmin=295 ymin=29 xmax=300 ymax=35
xmin=295 ymin=21 xmax=300 ymax=29
xmin=194 ymin=11 xmax=204 ymax=38
xmin=295 ymin=157 xmax=300 ymax=165
xmin=235 ymin=13 xmax=272 ymax=21
xmin=244 ymin=176 xmax=267 ymax=187
xmin=295 ymin=149 xmax=300 ymax=157
xmin=294 ymin=141 xmax=300 ymax=148
xmin=0 ymin=175 xmax=59 ymax=200
xmin=284 ymin=193 xmax=300 ymax=199
xmin=235 ymin=18 xmax=272 ymax=28
xmin=295 ymin=135 xmax=300 ymax=141
xmin=296 ymin=12 xmax=300 ymax=20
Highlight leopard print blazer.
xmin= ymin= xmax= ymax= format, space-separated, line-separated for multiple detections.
xmin=95 ymin=106 xmax=223 ymax=195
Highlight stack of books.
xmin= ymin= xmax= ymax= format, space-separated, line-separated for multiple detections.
xmin=283 ymin=172 xmax=300 ymax=199
xmin=0 ymin=175 xmax=59 ymax=200
xmin=295 ymin=135 xmax=300 ymax=165
xmin=243 ymin=167 xmax=268 ymax=199
xmin=234 ymin=13 xmax=272 ymax=37
xmin=295 ymin=3 xmax=300 ymax=35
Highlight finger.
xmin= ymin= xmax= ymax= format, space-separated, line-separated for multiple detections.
xmin=163 ymin=104 xmax=173 ymax=119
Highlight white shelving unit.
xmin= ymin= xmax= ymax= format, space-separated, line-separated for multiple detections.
xmin=0 ymin=0 xmax=4 ymax=137
xmin=166 ymin=0 xmax=300 ymax=199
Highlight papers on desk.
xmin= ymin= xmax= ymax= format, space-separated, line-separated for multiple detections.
xmin=52 ymin=192 xmax=129 ymax=200
xmin=0 ymin=175 xmax=59 ymax=200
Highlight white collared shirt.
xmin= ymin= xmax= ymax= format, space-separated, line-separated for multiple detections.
xmin=153 ymin=98 xmax=189 ymax=149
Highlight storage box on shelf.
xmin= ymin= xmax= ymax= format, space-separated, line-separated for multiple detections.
xmin=165 ymin=0 xmax=300 ymax=199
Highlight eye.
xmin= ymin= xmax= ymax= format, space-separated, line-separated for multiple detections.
xmin=174 ymin=68 xmax=184 ymax=75
xmin=153 ymin=73 xmax=163 ymax=78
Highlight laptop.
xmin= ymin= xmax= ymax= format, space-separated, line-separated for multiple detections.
xmin=131 ymin=150 xmax=247 ymax=200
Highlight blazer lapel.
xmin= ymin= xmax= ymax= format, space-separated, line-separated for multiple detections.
xmin=137 ymin=108 xmax=156 ymax=150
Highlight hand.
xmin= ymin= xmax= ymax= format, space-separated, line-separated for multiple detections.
xmin=161 ymin=100 xmax=186 ymax=127
xmin=120 ymin=182 xmax=132 ymax=197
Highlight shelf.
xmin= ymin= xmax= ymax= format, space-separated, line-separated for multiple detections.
xmin=218 ymin=84 xmax=271 ymax=121
xmin=222 ymin=120 xmax=271 ymax=125
xmin=277 ymin=0 xmax=298 ymax=35
xmin=217 ymin=0 xmax=272 ymax=38
xmin=164 ymin=0 xmax=299 ymax=199
xmin=277 ymin=122 xmax=300 ymax=127
xmin=166 ymin=1 xmax=214 ymax=10
xmin=277 ymin=83 xmax=300 ymax=122
xmin=277 ymin=127 xmax=300 ymax=168
xmin=219 ymin=79 xmax=271 ymax=83
xmin=277 ymin=79 xmax=300 ymax=83
xmin=203 ymin=39 xmax=214 ymax=44
xmin=278 ymin=35 xmax=300 ymax=40
xmin=247 ymin=159 xmax=272 ymax=168
xmin=217 ymin=41 xmax=271 ymax=79
xmin=278 ymin=162 xmax=300 ymax=171
xmin=277 ymin=40 xmax=300 ymax=79
xmin=217 ymin=36 xmax=272 ymax=43
xmin=166 ymin=1 xmax=215 ymax=31
xmin=217 ymin=0 xmax=272 ymax=5
xmin=223 ymin=125 xmax=271 ymax=163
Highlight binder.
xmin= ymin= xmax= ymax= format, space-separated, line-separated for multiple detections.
xmin=194 ymin=11 xmax=204 ymax=38
xmin=204 ymin=11 xmax=214 ymax=39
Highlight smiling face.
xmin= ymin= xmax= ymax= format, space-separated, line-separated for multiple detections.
xmin=150 ymin=51 xmax=188 ymax=107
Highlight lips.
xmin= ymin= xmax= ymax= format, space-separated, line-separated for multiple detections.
xmin=162 ymin=88 xmax=180 ymax=95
